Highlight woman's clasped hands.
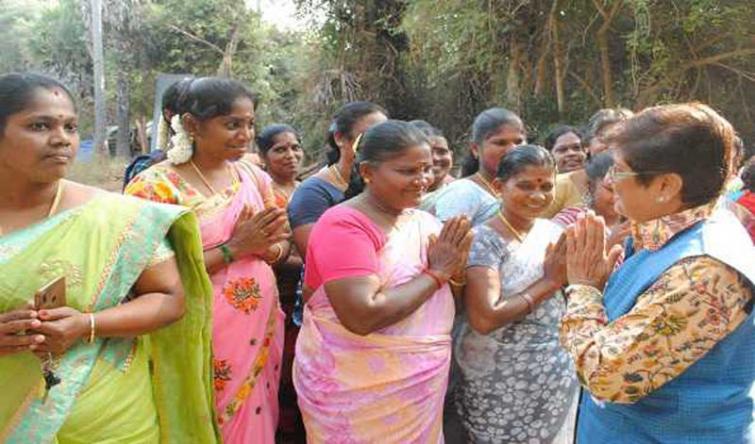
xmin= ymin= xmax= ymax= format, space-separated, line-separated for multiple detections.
xmin=1 ymin=303 xmax=89 ymax=357
xmin=565 ymin=211 xmax=624 ymax=290
xmin=227 ymin=206 xmax=289 ymax=259
xmin=427 ymin=215 xmax=473 ymax=283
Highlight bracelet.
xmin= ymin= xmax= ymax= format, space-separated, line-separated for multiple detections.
xmin=219 ymin=244 xmax=235 ymax=264
xmin=448 ymin=276 xmax=466 ymax=287
xmin=86 ymin=313 xmax=96 ymax=343
xmin=266 ymin=244 xmax=284 ymax=265
xmin=422 ymin=269 xmax=446 ymax=290
xmin=520 ymin=293 xmax=535 ymax=312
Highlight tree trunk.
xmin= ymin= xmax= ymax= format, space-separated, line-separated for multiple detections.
xmin=506 ymin=40 xmax=523 ymax=112
xmin=135 ymin=115 xmax=148 ymax=154
xmin=115 ymin=64 xmax=131 ymax=158
xmin=596 ymin=29 xmax=613 ymax=107
xmin=89 ymin=0 xmax=107 ymax=156
xmin=217 ymin=22 xmax=241 ymax=77
xmin=550 ymin=0 xmax=565 ymax=116
xmin=594 ymin=0 xmax=623 ymax=107
xmin=534 ymin=36 xmax=551 ymax=97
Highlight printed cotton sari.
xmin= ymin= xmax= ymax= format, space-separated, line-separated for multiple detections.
xmin=0 ymin=193 xmax=217 ymax=443
xmin=127 ymin=161 xmax=285 ymax=443
xmin=294 ymin=207 xmax=454 ymax=443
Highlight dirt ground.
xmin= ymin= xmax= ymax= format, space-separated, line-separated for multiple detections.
xmin=68 ymin=156 xmax=128 ymax=192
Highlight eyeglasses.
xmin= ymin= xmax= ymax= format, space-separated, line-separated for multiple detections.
xmin=607 ymin=165 xmax=665 ymax=181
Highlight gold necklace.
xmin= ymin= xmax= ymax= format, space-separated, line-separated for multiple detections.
xmin=0 ymin=181 xmax=63 ymax=236
xmin=273 ymin=182 xmax=297 ymax=203
xmin=328 ymin=164 xmax=349 ymax=190
xmin=190 ymin=160 xmax=237 ymax=196
xmin=475 ymin=172 xmax=500 ymax=198
xmin=497 ymin=210 xmax=525 ymax=242
xmin=48 ymin=181 xmax=64 ymax=217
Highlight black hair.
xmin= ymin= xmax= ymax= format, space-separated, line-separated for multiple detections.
xmin=584 ymin=108 xmax=633 ymax=142
xmin=409 ymin=119 xmax=444 ymax=139
xmin=358 ymin=120 xmax=429 ymax=164
xmin=162 ymin=78 xmax=193 ymax=120
xmin=325 ymin=101 xmax=388 ymax=165
xmin=461 ymin=107 xmax=525 ymax=177
xmin=495 ymin=144 xmax=556 ymax=183
xmin=611 ymin=103 xmax=734 ymax=207
xmin=325 ymin=121 xmax=338 ymax=164
xmin=584 ymin=152 xmax=614 ymax=197
xmin=323 ymin=101 xmax=387 ymax=199
xmin=543 ymin=125 xmax=582 ymax=151
xmin=0 ymin=72 xmax=75 ymax=136
xmin=585 ymin=152 xmax=614 ymax=183
xmin=349 ymin=120 xmax=429 ymax=199
xmin=256 ymin=124 xmax=300 ymax=156
xmin=175 ymin=77 xmax=257 ymax=120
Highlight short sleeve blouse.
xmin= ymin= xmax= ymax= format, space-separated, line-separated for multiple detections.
xmin=288 ymin=176 xmax=345 ymax=229
xmin=303 ymin=205 xmax=386 ymax=290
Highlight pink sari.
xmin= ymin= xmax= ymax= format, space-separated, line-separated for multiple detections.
xmin=293 ymin=209 xmax=454 ymax=443
xmin=126 ymin=161 xmax=284 ymax=443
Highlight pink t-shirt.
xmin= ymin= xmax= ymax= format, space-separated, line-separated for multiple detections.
xmin=304 ymin=205 xmax=387 ymax=290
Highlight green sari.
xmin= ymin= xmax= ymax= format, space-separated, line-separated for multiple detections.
xmin=0 ymin=193 xmax=219 ymax=443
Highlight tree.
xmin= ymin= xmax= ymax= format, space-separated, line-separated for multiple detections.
xmin=84 ymin=0 xmax=108 ymax=155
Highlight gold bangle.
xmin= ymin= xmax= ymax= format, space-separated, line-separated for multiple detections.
xmin=266 ymin=244 xmax=284 ymax=264
xmin=520 ymin=293 xmax=535 ymax=312
xmin=448 ymin=276 xmax=466 ymax=286
xmin=87 ymin=313 xmax=96 ymax=343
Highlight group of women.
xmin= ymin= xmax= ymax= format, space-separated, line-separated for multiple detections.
xmin=0 ymin=71 xmax=753 ymax=444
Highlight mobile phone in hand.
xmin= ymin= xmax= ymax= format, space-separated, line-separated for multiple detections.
xmin=34 ymin=276 xmax=66 ymax=310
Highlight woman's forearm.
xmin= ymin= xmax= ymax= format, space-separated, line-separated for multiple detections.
xmin=90 ymin=292 xmax=185 ymax=339
xmin=328 ymin=274 xmax=442 ymax=336
xmin=365 ymin=275 xmax=441 ymax=332
xmin=203 ymin=246 xmax=228 ymax=274
xmin=469 ymin=278 xmax=560 ymax=334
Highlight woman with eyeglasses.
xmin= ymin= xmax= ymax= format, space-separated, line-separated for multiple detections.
xmin=561 ymin=103 xmax=755 ymax=443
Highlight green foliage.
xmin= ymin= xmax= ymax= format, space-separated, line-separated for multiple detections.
xmin=0 ymin=0 xmax=47 ymax=74
xmin=3 ymin=0 xmax=753 ymax=163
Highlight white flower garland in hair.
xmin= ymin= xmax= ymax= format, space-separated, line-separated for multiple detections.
xmin=155 ymin=117 xmax=171 ymax=151
xmin=167 ymin=114 xmax=194 ymax=165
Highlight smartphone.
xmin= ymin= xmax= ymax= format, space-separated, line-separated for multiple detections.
xmin=34 ymin=276 xmax=66 ymax=310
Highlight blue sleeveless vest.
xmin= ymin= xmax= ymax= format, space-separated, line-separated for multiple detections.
xmin=577 ymin=209 xmax=755 ymax=443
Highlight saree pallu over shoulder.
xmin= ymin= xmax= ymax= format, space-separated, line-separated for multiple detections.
xmin=127 ymin=160 xmax=284 ymax=443
xmin=294 ymin=210 xmax=454 ymax=443
xmin=0 ymin=194 xmax=219 ymax=444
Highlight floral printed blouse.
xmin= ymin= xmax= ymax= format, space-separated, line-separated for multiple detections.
xmin=560 ymin=203 xmax=753 ymax=403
